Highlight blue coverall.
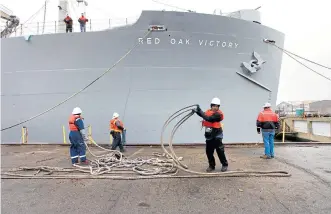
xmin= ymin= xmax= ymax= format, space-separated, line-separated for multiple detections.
xmin=69 ymin=117 xmax=87 ymax=164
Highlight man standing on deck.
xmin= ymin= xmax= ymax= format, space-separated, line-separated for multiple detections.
xmin=193 ymin=97 xmax=228 ymax=172
xmin=68 ymin=107 xmax=89 ymax=165
xmin=63 ymin=14 xmax=73 ymax=33
xmin=110 ymin=112 xmax=125 ymax=152
xmin=78 ymin=13 xmax=88 ymax=32
xmin=256 ymin=102 xmax=280 ymax=159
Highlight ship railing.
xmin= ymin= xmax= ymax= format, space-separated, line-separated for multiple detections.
xmin=0 ymin=16 xmax=139 ymax=37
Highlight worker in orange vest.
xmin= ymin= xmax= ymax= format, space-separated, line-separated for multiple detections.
xmin=68 ymin=107 xmax=89 ymax=165
xmin=193 ymin=97 xmax=228 ymax=172
xmin=256 ymin=102 xmax=280 ymax=159
xmin=110 ymin=112 xmax=125 ymax=152
xmin=78 ymin=13 xmax=88 ymax=32
xmin=63 ymin=14 xmax=73 ymax=33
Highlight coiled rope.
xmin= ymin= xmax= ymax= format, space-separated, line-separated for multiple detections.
xmin=2 ymin=105 xmax=291 ymax=179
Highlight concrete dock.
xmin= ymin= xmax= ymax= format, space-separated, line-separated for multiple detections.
xmin=283 ymin=117 xmax=331 ymax=142
xmin=1 ymin=144 xmax=331 ymax=214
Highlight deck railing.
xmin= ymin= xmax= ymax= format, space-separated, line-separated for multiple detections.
xmin=0 ymin=16 xmax=139 ymax=37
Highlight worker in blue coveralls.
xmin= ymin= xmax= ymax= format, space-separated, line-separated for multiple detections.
xmin=68 ymin=107 xmax=89 ymax=165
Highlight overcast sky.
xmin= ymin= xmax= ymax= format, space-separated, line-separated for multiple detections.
xmin=1 ymin=0 xmax=331 ymax=104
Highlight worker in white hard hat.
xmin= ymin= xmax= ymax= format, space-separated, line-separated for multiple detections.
xmin=193 ymin=97 xmax=228 ymax=172
xmin=256 ymin=102 xmax=280 ymax=159
xmin=109 ymin=112 xmax=125 ymax=152
xmin=68 ymin=107 xmax=89 ymax=165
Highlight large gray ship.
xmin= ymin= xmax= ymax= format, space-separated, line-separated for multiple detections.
xmin=1 ymin=3 xmax=285 ymax=144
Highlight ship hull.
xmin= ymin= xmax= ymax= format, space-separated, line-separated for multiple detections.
xmin=1 ymin=11 xmax=285 ymax=144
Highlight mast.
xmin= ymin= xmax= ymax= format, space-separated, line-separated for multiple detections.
xmin=42 ymin=1 xmax=47 ymax=34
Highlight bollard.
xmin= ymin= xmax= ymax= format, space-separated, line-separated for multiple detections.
xmin=282 ymin=119 xmax=286 ymax=143
xmin=21 ymin=127 xmax=25 ymax=144
xmin=21 ymin=126 xmax=28 ymax=144
xmin=88 ymin=125 xmax=92 ymax=144
xmin=122 ymin=129 xmax=126 ymax=146
xmin=62 ymin=125 xmax=67 ymax=144
xmin=110 ymin=132 xmax=113 ymax=145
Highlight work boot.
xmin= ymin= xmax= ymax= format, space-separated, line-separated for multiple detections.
xmin=221 ymin=165 xmax=228 ymax=172
xmin=206 ymin=166 xmax=215 ymax=172
xmin=260 ymin=155 xmax=271 ymax=159
xmin=80 ymin=160 xmax=89 ymax=165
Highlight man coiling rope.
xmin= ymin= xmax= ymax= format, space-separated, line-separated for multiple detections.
xmin=2 ymin=105 xmax=291 ymax=180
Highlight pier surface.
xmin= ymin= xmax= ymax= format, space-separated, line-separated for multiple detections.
xmin=1 ymin=144 xmax=331 ymax=214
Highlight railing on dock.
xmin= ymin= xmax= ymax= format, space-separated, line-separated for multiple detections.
xmin=276 ymin=118 xmax=299 ymax=142
xmin=10 ymin=119 xmax=330 ymax=145
xmin=281 ymin=117 xmax=331 ymax=142
xmin=0 ymin=16 xmax=139 ymax=37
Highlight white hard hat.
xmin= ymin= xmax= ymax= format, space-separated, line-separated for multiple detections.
xmin=211 ymin=97 xmax=221 ymax=105
xmin=112 ymin=112 xmax=119 ymax=119
xmin=72 ymin=107 xmax=82 ymax=114
xmin=263 ymin=102 xmax=271 ymax=108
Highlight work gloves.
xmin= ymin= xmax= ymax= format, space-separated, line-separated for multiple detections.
xmin=80 ymin=129 xmax=89 ymax=141
xmin=192 ymin=105 xmax=201 ymax=113
xmin=192 ymin=105 xmax=203 ymax=117
xmin=257 ymin=127 xmax=261 ymax=134
xmin=196 ymin=105 xmax=201 ymax=112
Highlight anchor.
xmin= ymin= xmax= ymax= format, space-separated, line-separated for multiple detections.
xmin=241 ymin=51 xmax=266 ymax=74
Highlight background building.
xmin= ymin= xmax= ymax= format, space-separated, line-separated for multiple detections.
xmin=277 ymin=100 xmax=331 ymax=116
xmin=309 ymin=100 xmax=331 ymax=115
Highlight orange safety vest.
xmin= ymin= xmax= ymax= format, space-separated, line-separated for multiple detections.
xmin=110 ymin=118 xmax=124 ymax=133
xmin=79 ymin=16 xmax=87 ymax=23
xmin=257 ymin=109 xmax=279 ymax=123
xmin=202 ymin=109 xmax=223 ymax=129
xmin=69 ymin=115 xmax=81 ymax=131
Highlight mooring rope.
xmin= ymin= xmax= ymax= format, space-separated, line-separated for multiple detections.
xmin=2 ymin=105 xmax=291 ymax=179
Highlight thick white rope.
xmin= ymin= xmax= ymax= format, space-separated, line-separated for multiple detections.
xmin=2 ymin=105 xmax=291 ymax=179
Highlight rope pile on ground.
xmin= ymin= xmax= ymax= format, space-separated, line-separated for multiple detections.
xmin=2 ymin=105 xmax=292 ymax=180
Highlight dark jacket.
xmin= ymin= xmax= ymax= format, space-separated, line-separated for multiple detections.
xmin=196 ymin=109 xmax=224 ymax=140
xmin=64 ymin=17 xmax=73 ymax=27
xmin=256 ymin=108 xmax=280 ymax=131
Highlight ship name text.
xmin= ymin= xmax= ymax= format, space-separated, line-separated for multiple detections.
xmin=138 ymin=37 xmax=239 ymax=48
